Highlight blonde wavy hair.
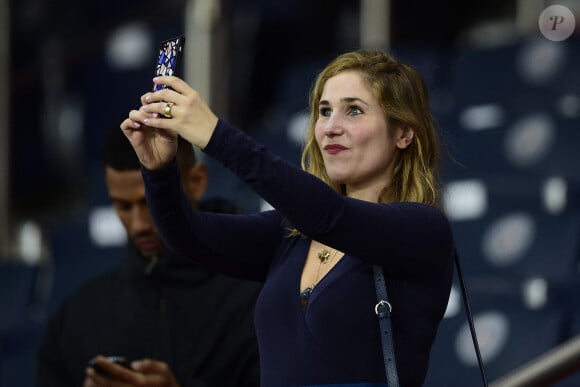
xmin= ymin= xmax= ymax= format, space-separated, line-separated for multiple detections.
xmin=301 ymin=49 xmax=442 ymax=206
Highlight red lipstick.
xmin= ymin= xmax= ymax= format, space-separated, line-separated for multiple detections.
xmin=324 ymin=144 xmax=347 ymax=155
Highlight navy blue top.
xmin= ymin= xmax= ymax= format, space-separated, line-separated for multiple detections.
xmin=142 ymin=119 xmax=455 ymax=387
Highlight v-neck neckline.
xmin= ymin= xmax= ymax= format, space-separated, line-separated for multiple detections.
xmin=296 ymin=238 xmax=353 ymax=312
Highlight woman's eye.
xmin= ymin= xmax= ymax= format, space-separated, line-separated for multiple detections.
xmin=319 ymin=107 xmax=331 ymax=117
xmin=349 ymin=106 xmax=363 ymax=115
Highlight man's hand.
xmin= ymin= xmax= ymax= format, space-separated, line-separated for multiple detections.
xmin=84 ymin=356 xmax=181 ymax=387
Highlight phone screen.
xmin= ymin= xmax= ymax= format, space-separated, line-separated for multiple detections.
xmin=154 ymin=36 xmax=185 ymax=91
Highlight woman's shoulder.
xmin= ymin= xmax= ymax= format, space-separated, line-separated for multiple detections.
xmin=385 ymin=201 xmax=450 ymax=224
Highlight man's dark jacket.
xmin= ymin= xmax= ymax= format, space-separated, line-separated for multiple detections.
xmin=36 ymin=199 xmax=261 ymax=387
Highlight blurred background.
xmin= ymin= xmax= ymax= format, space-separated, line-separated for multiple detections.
xmin=1 ymin=0 xmax=580 ymax=385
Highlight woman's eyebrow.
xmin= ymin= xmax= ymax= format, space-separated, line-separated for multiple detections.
xmin=342 ymin=97 xmax=370 ymax=106
xmin=319 ymin=97 xmax=370 ymax=107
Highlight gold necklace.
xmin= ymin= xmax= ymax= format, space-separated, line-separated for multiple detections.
xmin=301 ymin=247 xmax=339 ymax=309
xmin=314 ymin=248 xmax=338 ymax=277
xmin=318 ymin=248 xmax=333 ymax=263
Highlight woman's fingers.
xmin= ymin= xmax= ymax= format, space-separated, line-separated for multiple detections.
xmin=153 ymin=75 xmax=191 ymax=94
xmin=127 ymin=74 xmax=216 ymax=150
xmin=140 ymin=102 xmax=172 ymax=119
xmin=141 ymin=76 xmax=192 ymax=105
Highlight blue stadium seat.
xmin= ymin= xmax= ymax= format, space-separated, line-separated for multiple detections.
xmin=45 ymin=209 xmax=123 ymax=314
xmin=424 ymin=284 xmax=567 ymax=386
xmin=0 ymin=263 xmax=42 ymax=332
xmin=0 ymin=320 xmax=44 ymax=387
xmin=0 ymin=263 xmax=46 ymax=387
xmin=442 ymin=115 xmax=580 ymax=181
xmin=450 ymin=205 xmax=580 ymax=285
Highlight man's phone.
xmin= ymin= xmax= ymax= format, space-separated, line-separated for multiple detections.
xmin=89 ymin=356 xmax=132 ymax=377
xmin=153 ymin=36 xmax=185 ymax=91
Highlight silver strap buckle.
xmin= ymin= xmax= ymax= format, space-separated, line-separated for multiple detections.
xmin=374 ymin=300 xmax=392 ymax=317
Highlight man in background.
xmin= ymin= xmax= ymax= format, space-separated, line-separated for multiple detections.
xmin=37 ymin=125 xmax=261 ymax=386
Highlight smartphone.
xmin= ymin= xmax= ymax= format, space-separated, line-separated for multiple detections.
xmin=89 ymin=356 xmax=132 ymax=377
xmin=153 ymin=36 xmax=186 ymax=91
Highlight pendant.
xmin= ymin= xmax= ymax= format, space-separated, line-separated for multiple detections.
xmin=318 ymin=248 xmax=331 ymax=263
xmin=300 ymin=286 xmax=313 ymax=310
xmin=300 ymin=286 xmax=313 ymax=300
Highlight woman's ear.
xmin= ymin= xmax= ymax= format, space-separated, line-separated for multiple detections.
xmin=395 ymin=126 xmax=414 ymax=150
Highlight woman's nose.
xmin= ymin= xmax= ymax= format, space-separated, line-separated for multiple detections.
xmin=324 ymin=114 xmax=344 ymax=136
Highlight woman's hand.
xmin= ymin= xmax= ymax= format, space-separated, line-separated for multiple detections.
xmin=120 ymin=75 xmax=218 ymax=170
xmin=120 ymin=112 xmax=178 ymax=171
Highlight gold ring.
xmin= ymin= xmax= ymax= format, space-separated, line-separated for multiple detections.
xmin=163 ymin=102 xmax=174 ymax=118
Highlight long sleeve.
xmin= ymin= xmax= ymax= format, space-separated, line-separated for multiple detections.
xmin=143 ymin=159 xmax=285 ymax=281
xmin=202 ymin=119 xmax=454 ymax=279
xmin=140 ymin=119 xmax=456 ymax=387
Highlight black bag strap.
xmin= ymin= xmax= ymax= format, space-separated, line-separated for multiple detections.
xmin=373 ymin=264 xmax=400 ymax=387
xmin=373 ymin=250 xmax=489 ymax=387
xmin=454 ymin=249 xmax=489 ymax=386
